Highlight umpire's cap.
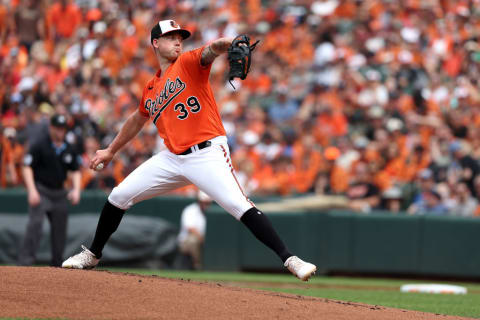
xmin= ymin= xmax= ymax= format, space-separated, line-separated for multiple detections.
xmin=50 ymin=114 xmax=68 ymax=128
xmin=150 ymin=20 xmax=191 ymax=44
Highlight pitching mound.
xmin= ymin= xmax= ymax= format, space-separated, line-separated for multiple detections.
xmin=0 ymin=267 xmax=473 ymax=320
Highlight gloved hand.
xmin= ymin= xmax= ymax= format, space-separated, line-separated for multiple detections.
xmin=227 ymin=34 xmax=260 ymax=89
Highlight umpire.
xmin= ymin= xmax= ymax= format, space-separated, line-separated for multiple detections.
xmin=18 ymin=113 xmax=81 ymax=267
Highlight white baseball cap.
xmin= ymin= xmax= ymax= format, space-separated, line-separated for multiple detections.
xmin=150 ymin=20 xmax=191 ymax=43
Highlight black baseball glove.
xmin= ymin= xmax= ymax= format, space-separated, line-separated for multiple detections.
xmin=227 ymin=34 xmax=260 ymax=89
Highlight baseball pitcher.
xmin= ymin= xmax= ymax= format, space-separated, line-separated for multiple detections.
xmin=62 ymin=19 xmax=316 ymax=281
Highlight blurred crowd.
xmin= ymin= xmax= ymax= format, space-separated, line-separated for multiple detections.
xmin=1 ymin=0 xmax=480 ymax=217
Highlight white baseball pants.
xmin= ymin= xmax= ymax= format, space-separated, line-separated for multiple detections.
xmin=108 ymin=136 xmax=254 ymax=220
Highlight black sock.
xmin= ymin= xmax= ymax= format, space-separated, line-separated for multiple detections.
xmin=240 ymin=207 xmax=292 ymax=263
xmin=89 ymin=201 xmax=125 ymax=259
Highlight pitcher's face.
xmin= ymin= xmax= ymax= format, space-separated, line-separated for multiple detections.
xmin=153 ymin=32 xmax=184 ymax=61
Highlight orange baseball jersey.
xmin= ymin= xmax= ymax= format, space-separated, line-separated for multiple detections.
xmin=138 ymin=46 xmax=226 ymax=154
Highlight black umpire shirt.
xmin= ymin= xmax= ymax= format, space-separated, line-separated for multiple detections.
xmin=23 ymin=133 xmax=80 ymax=190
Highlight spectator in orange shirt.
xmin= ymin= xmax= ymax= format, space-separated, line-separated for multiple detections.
xmin=0 ymin=2 xmax=8 ymax=43
xmin=47 ymin=0 xmax=82 ymax=39
xmin=403 ymin=145 xmax=431 ymax=182
xmin=0 ymin=124 xmax=18 ymax=187
xmin=321 ymin=146 xmax=349 ymax=195
xmin=292 ymin=134 xmax=323 ymax=194
xmin=256 ymin=156 xmax=293 ymax=196
xmin=8 ymin=128 xmax=25 ymax=187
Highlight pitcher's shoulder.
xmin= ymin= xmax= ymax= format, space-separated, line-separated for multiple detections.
xmin=178 ymin=47 xmax=205 ymax=62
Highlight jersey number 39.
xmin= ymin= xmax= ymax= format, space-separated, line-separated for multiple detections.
xmin=174 ymin=96 xmax=201 ymax=120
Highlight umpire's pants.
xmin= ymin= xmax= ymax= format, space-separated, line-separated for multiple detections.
xmin=18 ymin=183 xmax=69 ymax=267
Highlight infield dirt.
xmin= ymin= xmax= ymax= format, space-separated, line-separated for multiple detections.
xmin=0 ymin=266 xmax=475 ymax=320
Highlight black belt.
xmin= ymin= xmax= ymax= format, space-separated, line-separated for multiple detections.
xmin=178 ymin=140 xmax=212 ymax=155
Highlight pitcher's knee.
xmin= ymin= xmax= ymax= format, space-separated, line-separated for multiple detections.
xmin=108 ymin=185 xmax=133 ymax=210
xmin=222 ymin=200 xmax=254 ymax=220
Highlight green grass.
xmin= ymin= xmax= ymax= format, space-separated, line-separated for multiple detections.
xmin=104 ymin=268 xmax=480 ymax=319
xmin=263 ymin=287 xmax=479 ymax=318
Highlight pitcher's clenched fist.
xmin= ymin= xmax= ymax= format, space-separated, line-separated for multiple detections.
xmin=89 ymin=149 xmax=114 ymax=171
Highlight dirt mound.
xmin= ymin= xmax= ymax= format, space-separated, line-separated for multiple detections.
xmin=0 ymin=267 xmax=473 ymax=320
